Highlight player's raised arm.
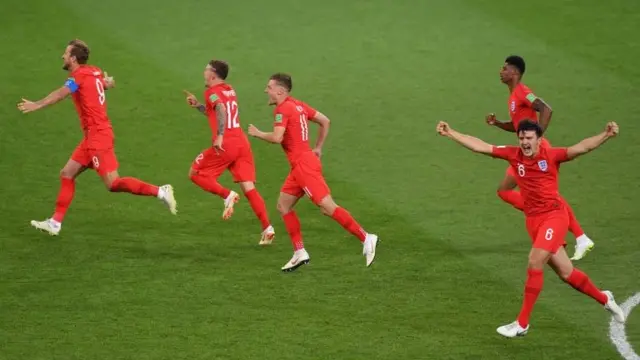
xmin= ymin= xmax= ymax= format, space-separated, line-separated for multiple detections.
xmin=486 ymin=113 xmax=516 ymax=132
xmin=566 ymin=121 xmax=619 ymax=160
xmin=437 ymin=121 xmax=494 ymax=155
xmin=309 ymin=111 xmax=330 ymax=157
xmin=17 ymin=86 xmax=72 ymax=114
xmin=183 ymin=90 xmax=207 ymax=116
xmin=531 ymin=97 xmax=553 ymax=132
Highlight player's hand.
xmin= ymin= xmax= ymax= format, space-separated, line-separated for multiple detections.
xmin=247 ymin=124 xmax=261 ymax=137
xmin=17 ymin=98 xmax=40 ymax=113
xmin=213 ymin=135 xmax=225 ymax=154
xmin=605 ymin=121 xmax=619 ymax=138
xmin=183 ymin=90 xmax=200 ymax=107
xmin=104 ymin=72 xmax=116 ymax=89
xmin=485 ymin=113 xmax=497 ymax=126
xmin=436 ymin=121 xmax=451 ymax=136
xmin=312 ymin=147 xmax=322 ymax=158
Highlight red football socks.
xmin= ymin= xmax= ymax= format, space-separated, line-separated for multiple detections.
xmin=110 ymin=177 xmax=159 ymax=196
xmin=565 ymin=269 xmax=608 ymax=305
xmin=52 ymin=177 xmax=76 ymax=222
xmin=283 ymin=211 xmax=304 ymax=250
xmin=565 ymin=204 xmax=585 ymax=237
xmin=244 ymin=189 xmax=270 ymax=230
xmin=498 ymin=190 xmax=524 ymax=211
xmin=517 ymin=268 xmax=544 ymax=328
xmin=331 ymin=207 xmax=367 ymax=242
xmin=190 ymin=174 xmax=231 ymax=199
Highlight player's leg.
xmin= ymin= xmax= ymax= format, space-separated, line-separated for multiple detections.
xmin=294 ymin=158 xmax=378 ymax=267
xmin=277 ymin=184 xmax=308 ymax=272
xmin=231 ymin=145 xmax=274 ymax=242
xmin=548 ymin=247 xmax=625 ymax=322
xmin=189 ymin=148 xmax=237 ymax=219
xmin=559 ymin=198 xmax=595 ymax=261
xmin=497 ymin=214 xmax=562 ymax=338
xmin=95 ymin=148 xmax=177 ymax=215
xmin=31 ymin=154 xmax=88 ymax=236
xmin=239 ymin=181 xmax=275 ymax=245
xmin=497 ymin=168 xmax=524 ymax=211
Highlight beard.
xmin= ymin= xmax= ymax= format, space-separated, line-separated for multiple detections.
xmin=62 ymin=62 xmax=70 ymax=71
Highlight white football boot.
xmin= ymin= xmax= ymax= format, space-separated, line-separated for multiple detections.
xmin=30 ymin=218 xmax=61 ymax=236
xmin=222 ymin=191 xmax=239 ymax=220
xmin=603 ymin=290 xmax=626 ymax=323
xmin=158 ymin=184 xmax=178 ymax=215
xmin=259 ymin=225 xmax=275 ymax=245
xmin=281 ymin=249 xmax=310 ymax=272
xmin=496 ymin=320 xmax=529 ymax=338
xmin=363 ymin=233 xmax=379 ymax=267
xmin=570 ymin=235 xmax=595 ymax=261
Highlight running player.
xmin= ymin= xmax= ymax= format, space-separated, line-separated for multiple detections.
xmin=17 ymin=39 xmax=177 ymax=236
xmin=248 ymin=73 xmax=379 ymax=271
xmin=183 ymin=60 xmax=274 ymax=244
xmin=487 ymin=55 xmax=594 ymax=260
xmin=437 ymin=119 xmax=625 ymax=337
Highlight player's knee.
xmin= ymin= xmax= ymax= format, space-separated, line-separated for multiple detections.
xmin=60 ymin=167 xmax=77 ymax=179
xmin=526 ymin=256 xmax=545 ymax=270
xmin=276 ymin=201 xmax=291 ymax=215
xmin=556 ymin=267 xmax=573 ymax=281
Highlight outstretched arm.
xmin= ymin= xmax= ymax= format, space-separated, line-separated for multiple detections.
xmin=17 ymin=86 xmax=72 ymax=113
xmin=567 ymin=121 xmax=619 ymax=160
xmin=437 ymin=121 xmax=494 ymax=155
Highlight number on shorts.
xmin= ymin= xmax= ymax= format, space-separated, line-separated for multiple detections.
xmin=225 ymin=101 xmax=240 ymax=129
xmin=96 ymin=78 xmax=106 ymax=105
xmin=92 ymin=156 xmax=100 ymax=169
xmin=517 ymin=163 xmax=525 ymax=177
xmin=544 ymin=228 xmax=554 ymax=240
xmin=299 ymin=113 xmax=309 ymax=141
xmin=195 ymin=153 xmax=204 ymax=164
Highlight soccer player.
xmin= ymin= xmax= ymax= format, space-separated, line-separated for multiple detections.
xmin=247 ymin=73 xmax=378 ymax=272
xmin=182 ymin=60 xmax=275 ymax=244
xmin=486 ymin=55 xmax=595 ymax=260
xmin=436 ymin=119 xmax=625 ymax=338
xmin=17 ymin=39 xmax=177 ymax=235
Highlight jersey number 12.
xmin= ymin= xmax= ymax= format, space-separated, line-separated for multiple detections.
xmin=226 ymin=101 xmax=240 ymax=129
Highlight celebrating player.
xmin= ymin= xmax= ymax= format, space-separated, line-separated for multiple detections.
xmin=248 ymin=73 xmax=379 ymax=272
xmin=487 ymin=55 xmax=594 ymax=260
xmin=182 ymin=60 xmax=275 ymax=244
xmin=436 ymin=119 xmax=625 ymax=338
xmin=17 ymin=39 xmax=177 ymax=236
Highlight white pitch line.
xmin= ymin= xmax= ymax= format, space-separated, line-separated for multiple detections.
xmin=609 ymin=292 xmax=640 ymax=360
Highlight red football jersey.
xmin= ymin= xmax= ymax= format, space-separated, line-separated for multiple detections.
xmin=64 ymin=65 xmax=111 ymax=132
xmin=203 ymin=83 xmax=244 ymax=142
xmin=273 ymin=96 xmax=318 ymax=165
xmin=491 ymin=145 xmax=570 ymax=216
xmin=508 ymin=83 xmax=538 ymax=129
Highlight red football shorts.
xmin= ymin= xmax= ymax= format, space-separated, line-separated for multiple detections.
xmin=506 ymin=137 xmax=552 ymax=177
xmin=525 ymin=209 xmax=568 ymax=253
xmin=71 ymin=129 xmax=118 ymax=176
xmin=191 ymin=135 xmax=255 ymax=182
xmin=281 ymin=152 xmax=330 ymax=204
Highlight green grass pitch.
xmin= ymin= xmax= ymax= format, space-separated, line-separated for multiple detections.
xmin=1 ymin=0 xmax=639 ymax=359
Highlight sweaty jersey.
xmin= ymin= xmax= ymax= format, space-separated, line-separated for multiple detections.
xmin=508 ymin=83 xmax=538 ymax=129
xmin=273 ymin=96 xmax=318 ymax=166
xmin=204 ymin=83 xmax=244 ymax=142
xmin=64 ymin=65 xmax=112 ymax=133
xmin=491 ymin=145 xmax=570 ymax=216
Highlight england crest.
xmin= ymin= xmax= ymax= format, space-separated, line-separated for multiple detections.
xmin=538 ymin=160 xmax=548 ymax=171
